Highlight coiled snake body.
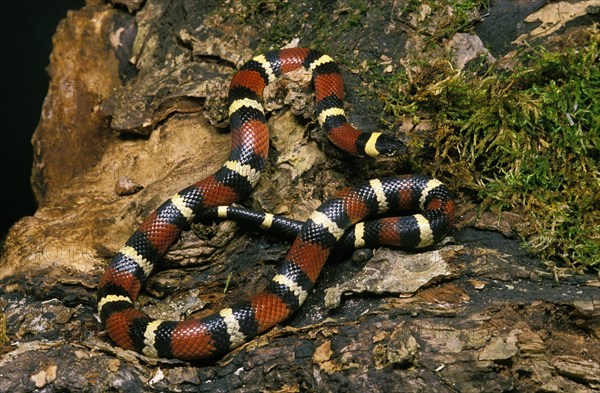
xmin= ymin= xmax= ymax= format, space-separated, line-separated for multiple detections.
xmin=97 ymin=48 xmax=455 ymax=360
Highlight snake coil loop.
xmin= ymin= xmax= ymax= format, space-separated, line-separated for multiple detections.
xmin=97 ymin=48 xmax=454 ymax=360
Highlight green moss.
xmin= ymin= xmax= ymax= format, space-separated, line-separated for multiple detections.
xmin=0 ymin=310 xmax=7 ymax=347
xmin=224 ymin=1 xmax=385 ymax=56
xmin=215 ymin=1 xmax=597 ymax=269
xmin=397 ymin=0 xmax=488 ymax=43
xmin=384 ymin=28 xmax=600 ymax=270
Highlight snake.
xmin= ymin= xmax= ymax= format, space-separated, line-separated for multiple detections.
xmin=97 ymin=48 xmax=455 ymax=361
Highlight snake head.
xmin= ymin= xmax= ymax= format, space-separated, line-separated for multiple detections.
xmin=366 ymin=133 xmax=408 ymax=157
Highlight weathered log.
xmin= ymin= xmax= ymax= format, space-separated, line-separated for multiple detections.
xmin=1 ymin=1 xmax=599 ymax=392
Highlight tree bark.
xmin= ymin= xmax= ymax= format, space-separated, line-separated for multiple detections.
xmin=1 ymin=1 xmax=599 ymax=392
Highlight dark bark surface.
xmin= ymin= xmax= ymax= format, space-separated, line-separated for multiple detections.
xmin=1 ymin=1 xmax=599 ymax=392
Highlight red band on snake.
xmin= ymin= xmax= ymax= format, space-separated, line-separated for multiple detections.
xmin=97 ymin=48 xmax=454 ymax=360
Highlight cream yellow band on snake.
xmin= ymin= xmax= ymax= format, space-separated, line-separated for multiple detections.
xmin=308 ymin=54 xmax=335 ymax=71
xmin=220 ymin=308 xmax=246 ymax=347
xmin=353 ymin=222 xmax=366 ymax=248
xmin=369 ymin=178 xmax=389 ymax=213
xmin=171 ymin=194 xmax=196 ymax=221
xmin=142 ymin=320 xmax=163 ymax=358
xmin=317 ymin=107 xmax=345 ymax=126
xmin=272 ymin=274 xmax=309 ymax=305
xmin=224 ymin=160 xmax=261 ymax=186
xmin=228 ymin=98 xmax=264 ymax=117
xmin=364 ymin=132 xmax=383 ymax=157
xmin=252 ymin=54 xmax=277 ymax=84
xmin=419 ymin=178 xmax=444 ymax=210
xmin=260 ymin=213 xmax=274 ymax=229
xmin=415 ymin=214 xmax=434 ymax=248
xmin=119 ymin=245 xmax=154 ymax=278
xmin=309 ymin=210 xmax=346 ymax=240
xmin=97 ymin=294 xmax=132 ymax=314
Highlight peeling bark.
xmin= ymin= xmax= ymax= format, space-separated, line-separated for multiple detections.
xmin=1 ymin=1 xmax=599 ymax=392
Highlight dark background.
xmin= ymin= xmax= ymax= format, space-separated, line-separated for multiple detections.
xmin=1 ymin=0 xmax=85 ymax=239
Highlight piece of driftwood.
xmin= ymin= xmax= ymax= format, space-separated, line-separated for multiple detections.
xmin=1 ymin=1 xmax=598 ymax=392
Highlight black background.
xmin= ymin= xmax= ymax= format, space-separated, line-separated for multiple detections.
xmin=1 ymin=1 xmax=85 ymax=238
